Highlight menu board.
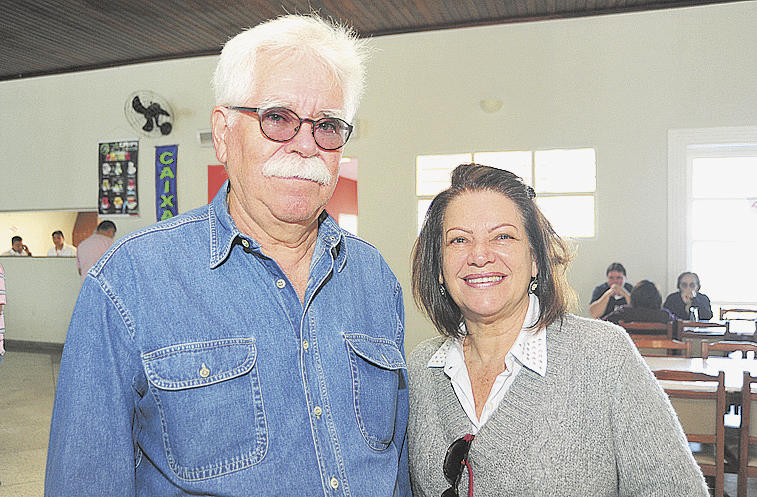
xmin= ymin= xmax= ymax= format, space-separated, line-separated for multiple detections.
xmin=99 ymin=140 xmax=139 ymax=215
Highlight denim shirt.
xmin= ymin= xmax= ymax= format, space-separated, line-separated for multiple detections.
xmin=45 ymin=183 xmax=410 ymax=496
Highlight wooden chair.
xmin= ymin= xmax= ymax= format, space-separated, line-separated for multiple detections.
xmin=618 ymin=320 xmax=675 ymax=339
xmin=631 ymin=335 xmax=693 ymax=357
xmin=720 ymin=308 xmax=757 ymax=321
xmin=738 ymin=372 xmax=757 ymax=497
xmin=654 ymin=369 xmax=726 ymax=497
xmin=702 ymin=341 xmax=757 ymax=359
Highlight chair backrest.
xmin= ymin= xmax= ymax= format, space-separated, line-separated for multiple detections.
xmin=701 ymin=340 xmax=757 ymax=359
xmin=631 ymin=335 xmax=693 ymax=357
xmin=720 ymin=308 xmax=757 ymax=321
xmin=739 ymin=372 xmax=757 ymax=496
xmin=618 ymin=320 xmax=674 ymax=339
xmin=655 ymin=369 xmax=725 ymax=497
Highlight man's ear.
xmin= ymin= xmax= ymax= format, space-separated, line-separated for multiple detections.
xmin=211 ymin=106 xmax=231 ymax=164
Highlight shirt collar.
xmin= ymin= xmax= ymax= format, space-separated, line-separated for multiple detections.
xmin=427 ymin=293 xmax=547 ymax=376
xmin=208 ymin=180 xmax=346 ymax=269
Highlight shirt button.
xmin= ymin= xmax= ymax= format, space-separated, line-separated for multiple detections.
xmin=303 ymin=340 xmax=309 ymax=351
xmin=329 ymin=235 xmax=336 ymax=242
xmin=330 ymin=477 xmax=339 ymax=489
xmin=276 ymin=279 xmax=286 ymax=289
xmin=241 ymin=239 xmax=250 ymax=248
xmin=199 ymin=363 xmax=210 ymax=378
xmin=313 ymin=406 xmax=322 ymax=418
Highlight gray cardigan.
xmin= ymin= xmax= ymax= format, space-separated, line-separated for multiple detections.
xmin=407 ymin=313 xmax=708 ymax=497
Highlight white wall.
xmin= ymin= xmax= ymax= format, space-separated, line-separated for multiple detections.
xmin=1 ymin=2 xmax=755 ymax=350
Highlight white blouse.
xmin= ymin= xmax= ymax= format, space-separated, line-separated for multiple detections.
xmin=426 ymin=293 xmax=547 ymax=432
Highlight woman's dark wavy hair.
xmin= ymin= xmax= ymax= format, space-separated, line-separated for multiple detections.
xmin=629 ymin=280 xmax=663 ymax=310
xmin=411 ymin=163 xmax=576 ymax=339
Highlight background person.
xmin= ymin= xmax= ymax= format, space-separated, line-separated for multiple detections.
xmin=589 ymin=262 xmax=632 ymax=319
xmin=408 ymin=164 xmax=706 ymax=496
xmin=46 ymin=15 xmax=409 ymax=497
xmin=663 ymin=271 xmax=713 ymax=321
xmin=2 ymin=236 xmax=31 ymax=256
xmin=75 ymin=220 xmax=116 ymax=282
xmin=604 ymin=279 xmax=674 ymax=324
xmin=47 ymin=230 xmax=76 ymax=257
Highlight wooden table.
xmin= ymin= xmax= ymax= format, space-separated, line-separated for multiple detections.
xmin=678 ymin=321 xmax=756 ymax=357
xmin=644 ymin=356 xmax=757 ymax=393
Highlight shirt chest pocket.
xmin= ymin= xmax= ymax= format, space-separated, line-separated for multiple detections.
xmin=141 ymin=338 xmax=268 ymax=481
xmin=344 ymin=333 xmax=406 ymax=451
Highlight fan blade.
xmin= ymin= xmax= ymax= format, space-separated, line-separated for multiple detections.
xmin=132 ymin=96 xmax=148 ymax=114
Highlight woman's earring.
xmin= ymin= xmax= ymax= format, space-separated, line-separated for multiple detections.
xmin=439 ymin=284 xmax=446 ymax=296
xmin=529 ymin=277 xmax=538 ymax=294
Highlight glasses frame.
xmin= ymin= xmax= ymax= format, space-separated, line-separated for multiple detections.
xmin=441 ymin=434 xmax=475 ymax=497
xmin=227 ymin=106 xmax=353 ymax=151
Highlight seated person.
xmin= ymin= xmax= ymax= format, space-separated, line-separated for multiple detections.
xmin=663 ymin=271 xmax=713 ymax=321
xmin=47 ymin=230 xmax=76 ymax=257
xmin=589 ymin=262 xmax=633 ymax=319
xmin=2 ymin=236 xmax=31 ymax=256
xmin=604 ymin=280 xmax=674 ymax=324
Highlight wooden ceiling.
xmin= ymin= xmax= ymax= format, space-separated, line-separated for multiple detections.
xmin=0 ymin=0 xmax=741 ymax=81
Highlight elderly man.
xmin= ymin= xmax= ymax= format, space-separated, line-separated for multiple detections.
xmin=3 ymin=236 xmax=31 ymax=256
xmin=46 ymin=230 xmax=76 ymax=257
xmin=46 ymin=15 xmax=409 ymax=497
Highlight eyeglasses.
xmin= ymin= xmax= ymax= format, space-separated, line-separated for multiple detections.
xmin=681 ymin=282 xmax=697 ymax=288
xmin=442 ymin=434 xmax=475 ymax=497
xmin=227 ymin=106 xmax=353 ymax=151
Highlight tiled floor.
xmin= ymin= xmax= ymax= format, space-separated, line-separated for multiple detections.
xmin=0 ymin=349 xmax=59 ymax=496
xmin=1 ymin=348 xmax=756 ymax=496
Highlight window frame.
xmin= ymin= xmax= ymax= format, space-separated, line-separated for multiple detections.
xmin=667 ymin=126 xmax=757 ymax=306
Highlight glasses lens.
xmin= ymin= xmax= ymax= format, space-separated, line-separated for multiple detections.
xmin=441 ymin=487 xmax=459 ymax=497
xmin=259 ymin=108 xmax=299 ymax=142
xmin=443 ymin=436 xmax=472 ymax=484
xmin=313 ymin=118 xmax=351 ymax=150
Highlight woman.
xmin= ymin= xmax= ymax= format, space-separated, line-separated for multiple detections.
xmin=604 ymin=279 xmax=674 ymax=324
xmin=664 ymin=271 xmax=713 ymax=321
xmin=408 ymin=164 xmax=706 ymax=496
xmin=589 ymin=262 xmax=633 ymax=319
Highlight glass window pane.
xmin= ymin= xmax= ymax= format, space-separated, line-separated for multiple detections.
xmin=692 ymin=241 xmax=757 ymax=302
xmin=535 ymin=195 xmax=595 ymax=238
xmin=534 ymin=148 xmax=596 ymax=193
xmin=691 ymin=199 xmax=757 ymax=242
xmin=418 ymin=199 xmax=432 ymax=233
xmin=692 ymin=156 xmax=757 ymax=198
xmin=473 ymin=151 xmax=532 ymax=185
xmin=416 ymin=153 xmax=472 ymax=196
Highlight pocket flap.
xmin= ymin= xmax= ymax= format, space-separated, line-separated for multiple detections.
xmin=343 ymin=333 xmax=406 ymax=370
xmin=142 ymin=338 xmax=257 ymax=390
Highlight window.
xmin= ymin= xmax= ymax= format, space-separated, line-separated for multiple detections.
xmin=416 ymin=148 xmax=596 ymax=238
xmin=689 ymin=152 xmax=757 ymax=309
xmin=668 ymin=127 xmax=757 ymax=311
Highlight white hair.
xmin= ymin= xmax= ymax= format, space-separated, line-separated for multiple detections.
xmin=213 ymin=14 xmax=368 ymax=122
